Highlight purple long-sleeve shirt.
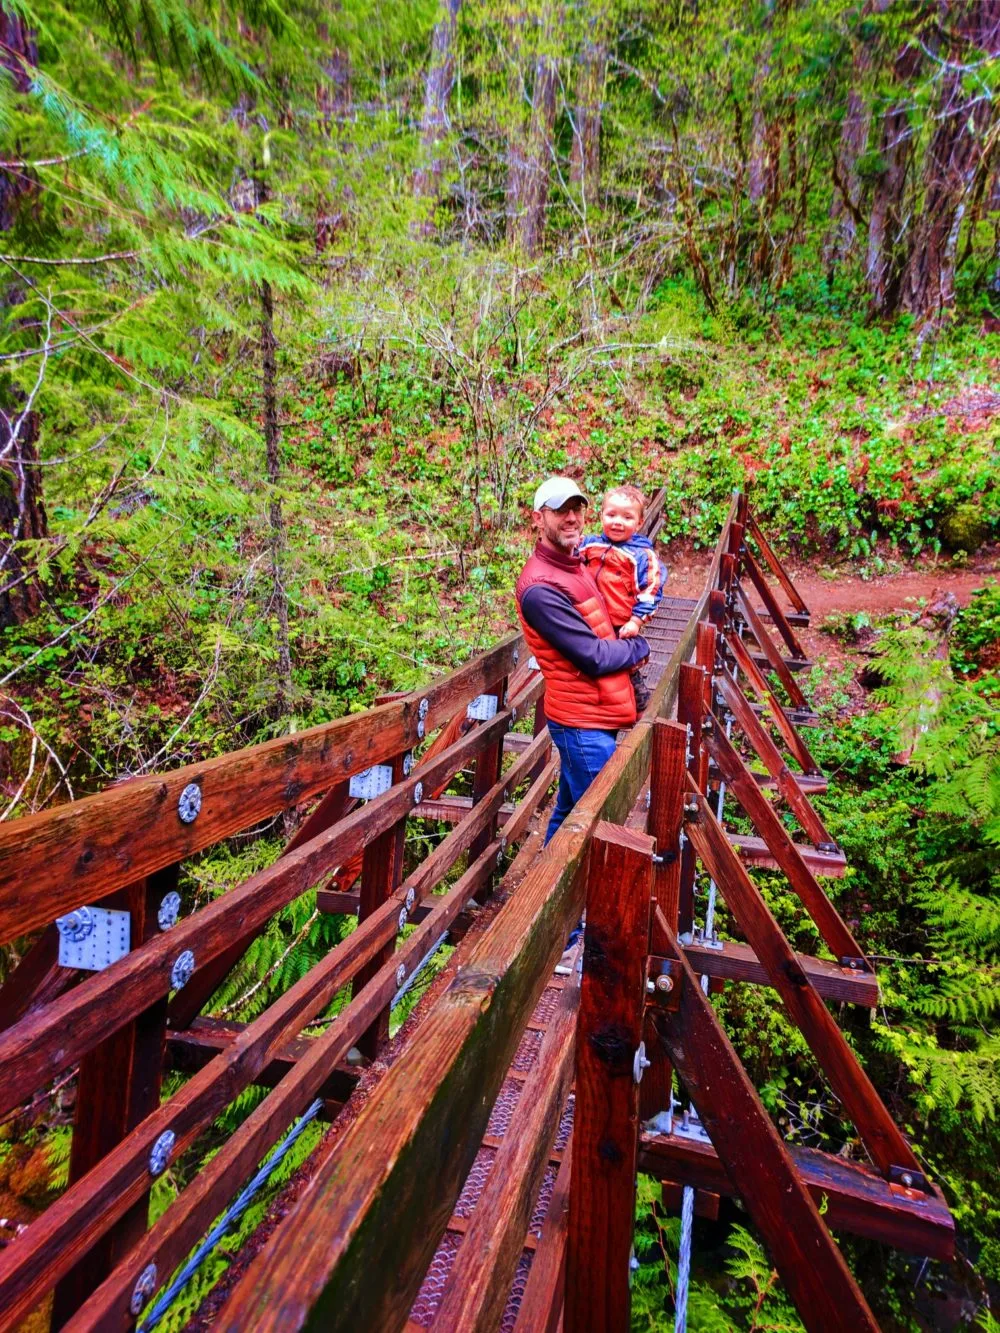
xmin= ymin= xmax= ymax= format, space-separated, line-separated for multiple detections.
xmin=519 ymin=584 xmax=650 ymax=678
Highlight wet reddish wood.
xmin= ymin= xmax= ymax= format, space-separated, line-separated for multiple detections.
xmin=716 ymin=671 xmax=832 ymax=848
xmin=640 ymin=1132 xmax=953 ymax=1260
xmin=211 ymin=801 xmax=593 ymax=1333
xmin=641 ymin=720 xmax=687 ymax=1119
xmin=565 ymin=824 xmax=653 ymax=1333
xmin=675 ymin=663 xmax=706 ymax=936
xmin=0 ymin=634 xmax=523 ymax=943
xmin=0 ymin=707 xmax=517 ymax=1124
xmin=0 ymin=925 xmax=68 ymax=1033
xmin=747 ymin=512 xmax=809 ymax=614
xmin=468 ymin=673 xmax=508 ymax=873
xmin=13 ymin=750 xmax=557 ymax=1333
xmin=433 ymin=981 xmax=578 ymax=1331
xmin=735 ymin=584 xmax=808 ymax=710
xmin=726 ymin=630 xmax=820 ymax=775
xmin=513 ymin=1131 xmax=572 ymax=1333
xmin=680 ymin=938 xmax=878 ymax=1006
xmin=684 ymin=786 xmax=921 ymax=1177
xmin=355 ymin=749 xmax=409 ymax=1057
xmin=743 ymin=547 xmax=808 ymax=660
xmin=51 ymin=867 xmax=177 ymax=1327
xmin=649 ymin=919 xmax=880 ymax=1333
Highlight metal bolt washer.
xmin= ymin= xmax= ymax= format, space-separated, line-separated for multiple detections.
xmin=131 ymin=1263 xmax=158 ymax=1316
xmin=149 ymin=1129 xmax=175 ymax=1177
xmin=157 ymin=891 xmax=181 ymax=931
xmin=170 ymin=950 xmax=195 ymax=990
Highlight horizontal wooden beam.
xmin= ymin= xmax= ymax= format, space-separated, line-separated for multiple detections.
xmin=413 ymin=795 xmax=515 ymax=825
xmin=0 ymin=704 xmax=528 ymax=1122
xmin=165 ymin=1018 xmax=359 ymax=1106
xmin=728 ymin=834 xmax=847 ymax=877
xmin=12 ymin=749 xmax=557 ymax=1333
xmin=0 ymin=634 xmax=524 ymax=942
xmin=680 ymin=940 xmax=878 ymax=1006
xmin=317 ymin=890 xmax=477 ymax=942
xmin=749 ymin=652 xmax=813 ymax=674
xmin=639 ymin=1131 xmax=954 ymax=1260
xmin=711 ymin=765 xmax=828 ymax=795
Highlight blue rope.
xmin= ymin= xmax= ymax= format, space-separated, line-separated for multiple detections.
xmin=138 ymin=1098 xmax=323 ymax=1332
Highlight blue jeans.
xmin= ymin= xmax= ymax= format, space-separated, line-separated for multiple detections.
xmin=545 ymin=720 xmax=618 ymax=845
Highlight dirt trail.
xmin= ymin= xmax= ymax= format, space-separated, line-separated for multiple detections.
xmin=663 ymin=546 xmax=1000 ymax=618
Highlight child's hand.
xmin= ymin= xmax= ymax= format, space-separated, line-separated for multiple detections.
xmin=619 ymin=617 xmax=642 ymax=639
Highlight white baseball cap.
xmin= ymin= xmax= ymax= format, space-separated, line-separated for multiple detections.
xmin=532 ymin=476 xmax=589 ymax=511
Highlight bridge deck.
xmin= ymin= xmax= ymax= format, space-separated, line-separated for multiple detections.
xmin=408 ymin=592 xmax=703 ymax=1328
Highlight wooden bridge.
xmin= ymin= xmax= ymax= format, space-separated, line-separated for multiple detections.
xmin=0 ymin=491 xmax=954 ymax=1331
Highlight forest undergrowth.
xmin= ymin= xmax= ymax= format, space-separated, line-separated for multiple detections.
xmin=2 ymin=0 xmax=1000 ymax=1328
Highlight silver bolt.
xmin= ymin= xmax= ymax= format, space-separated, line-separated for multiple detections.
xmin=417 ymin=719 xmax=425 ymax=739
xmin=509 ymin=707 xmax=517 ymax=726
xmin=130 ymin=1263 xmax=158 ymax=1316
xmin=633 ymin=1041 xmax=652 ymax=1084
xmin=395 ymin=962 xmax=406 ymax=988
xmin=157 ymin=891 xmax=181 ymax=931
xmin=413 ymin=781 xmax=424 ymax=806
xmin=149 ymin=1129 xmax=175 ymax=1177
xmin=646 ymin=979 xmax=656 ymax=994
xmin=177 ymin=782 xmax=202 ymax=824
xmin=656 ymin=973 xmax=674 ymax=995
xmin=512 ymin=649 xmax=520 ymax=665
xmin=57 ymin=907 xmax=95 ymax=942
xmin=402 ymin=752 xmax=413 ymax=777
xmin=398 ymin=908 xmax=408 ymax=932
xmin=418 ymin=697 xmax=429 ymax=720
xmin=900 ymin=1172 xmax=914 ymax=1188
xmin=170 ymin=950 xmax=195 ymax=990
xmin=405 ymin=887 xmax=416 ymax=913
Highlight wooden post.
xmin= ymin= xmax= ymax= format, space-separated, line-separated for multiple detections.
xmin=353 ymin=750 xmax=409 ymax=1058
xmin=565 ymin=822 xmax=653 ymax=1333
xmin=641 ymin=721 xmax=687 ymax=1120
xmin=50 ymin=866 xmax=178 ymax=1328
xmin=676 ymin=663 xmax=706 ymax=937
xmin=649 ymin=919 xmax=881 ymax=1333
xmin=468 ymin=675 xmax=509 ymax=873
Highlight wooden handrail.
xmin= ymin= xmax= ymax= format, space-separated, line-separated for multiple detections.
xmin=206 ymin=496 xmax=741 ymax=1329
xmin=0 ymin=632 xmax=523 ymax=942
xmin=0 ymin=682 xmax=541 ymax=1122
xmin=0 ymin=718 xmax=553 ymax=1329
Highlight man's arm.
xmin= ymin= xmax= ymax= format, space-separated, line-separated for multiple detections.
xmin=520 ymin=584 xmax=649 ymax=678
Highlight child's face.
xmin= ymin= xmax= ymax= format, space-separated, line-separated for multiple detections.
xmin=601 ymin=493 xmax=643 ymax=543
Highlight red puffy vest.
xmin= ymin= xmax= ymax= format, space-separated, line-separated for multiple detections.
xmin=515 ymin=543 xmax=637 ymax=729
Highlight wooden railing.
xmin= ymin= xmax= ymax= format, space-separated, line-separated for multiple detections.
xmin=0 ymin=617 xmax=550 ymax=1330
xmin=0 ymin=491 xmax=955 ymax=1333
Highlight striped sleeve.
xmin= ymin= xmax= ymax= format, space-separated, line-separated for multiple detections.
xmin=631 ymin=544 xmax=665 ymax=621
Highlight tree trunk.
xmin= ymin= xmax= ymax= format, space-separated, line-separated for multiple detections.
xmin=899 ymin=0 xmax=1000 ymax=321
xmin=0 ymin=410 xmax=47 ymax=629
xmin=824 ymin=0 xmax=887 ymax=273
xmin=866 ymin=42 xmax=921 ymax=315
xmin=260 ymin=280 xmax=293 ymax=722
xmin=506 ymin=54 xmax=558 ymax=256
xmin=569 ymin=41 xmax=605 ymax=206
xmin=412 ymin=0 xmax=461 ymax=227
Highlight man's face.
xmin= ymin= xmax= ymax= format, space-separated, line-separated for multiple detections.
xmin=533 ymin=497 xmax=587 ymax=553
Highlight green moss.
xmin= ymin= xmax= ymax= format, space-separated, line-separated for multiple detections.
xmin=939 ymin=502 xmax=991 ymax=553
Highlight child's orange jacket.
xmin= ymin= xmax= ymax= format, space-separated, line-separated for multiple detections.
xmin=578 ymin=532 xmax=665 ymax=629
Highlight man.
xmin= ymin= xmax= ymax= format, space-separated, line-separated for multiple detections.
xmin=515 ymin=476 xmax=650 ymax=844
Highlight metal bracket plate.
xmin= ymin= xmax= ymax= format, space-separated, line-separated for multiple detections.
xmin=56 ymin=907 xmax=130 ymax=971
xmin=888 ymin=1164 xmax=931 ymax=1194
xmin=466 ymin=693 xmax=499 ymax=722
xmin=349 ymin=764 xmax=393 ymax=800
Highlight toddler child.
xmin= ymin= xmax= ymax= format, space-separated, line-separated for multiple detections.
xmin=579 ymin=485 xmax=665 ymax=712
